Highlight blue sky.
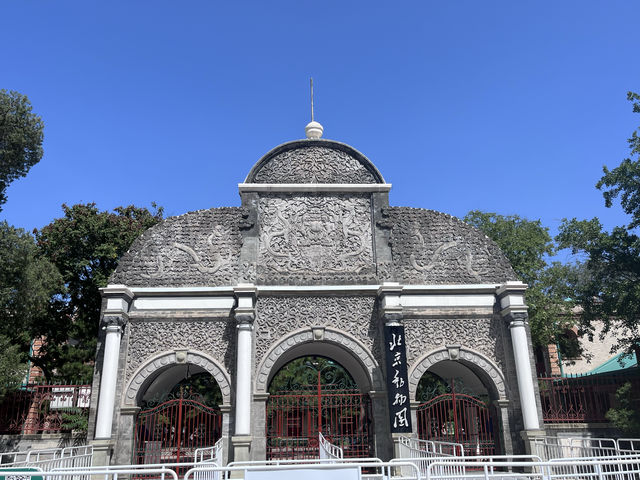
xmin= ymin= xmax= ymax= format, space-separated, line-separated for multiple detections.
xmin=2 ymin=1 xmax=639 ymax=255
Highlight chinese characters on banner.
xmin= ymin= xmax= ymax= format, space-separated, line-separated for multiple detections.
xmin=383 ymin=325 xmax=412 ymax=433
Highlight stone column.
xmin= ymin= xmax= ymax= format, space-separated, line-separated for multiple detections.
xmin=95 ymin=315 xmax=127 ymax=440
xmin=232 ymin=284 xmax=256 ymax=462
xmin=497 ymin=282 xmax=544 ymax=453
xmin=92 ymin=285 xmax=133 ymax=465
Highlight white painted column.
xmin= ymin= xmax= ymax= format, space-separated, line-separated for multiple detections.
xmin=95 ymin=315 xmax=126 ymax=439
xmin=508 ymin=313 xmax=540 ymax=430
xmin=232 ymin=284 xmax=256 ymax=461
xmin=235 ymin=321 xmax=253 ymax=435
xmin=497 ymin=282 xmax=541 ymax=432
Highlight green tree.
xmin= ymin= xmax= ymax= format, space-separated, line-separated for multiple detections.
xmin=0 ymin=90 xmax=44 ymax=210
xmin=0 ymin=221 xmax=63 ymax=392
xmin=558 ymin=91 xmax=640 ymax=363
xmin=464 ymin=211 xmax=576 ymax=349
xmin=34 ymin=203 xmax=163 ymax=381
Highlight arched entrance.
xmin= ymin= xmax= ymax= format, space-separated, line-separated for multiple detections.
xmin=134 ymin=365 xmax=223 ymax=468
xmin=415 ymin=361 xmax=497 ymax=456
xmin=265 ymin=356 xmax=373 ymax=459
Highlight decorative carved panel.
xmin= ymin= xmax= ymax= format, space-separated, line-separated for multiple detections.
xmin=126 ymin=320 xmax=235 ymax=381
xmin=403 ymin=316 xmax=506 ymax=369
xmin=254 ymin=296 xmax=380 ymax=372
xmin=111 ymin=208 xmax=244 ymax=287
xmin=257 ymin=194 xmax=376 ymax=284
xmin=252 ymin=146 xmax=378 ymax=184
xmin=382 ymin=207 xmax=517 ymax=284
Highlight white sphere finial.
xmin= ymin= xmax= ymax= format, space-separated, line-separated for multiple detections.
xmin=305 ymin=120 xmax=323 ymax=139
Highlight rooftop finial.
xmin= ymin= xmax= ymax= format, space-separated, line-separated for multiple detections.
xmin=305 ymin=77 xmax=323 ymax=139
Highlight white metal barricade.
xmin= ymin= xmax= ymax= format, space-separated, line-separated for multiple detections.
xmin=227 ymin=458 xmax=383 ymax=467
xmin=194 ymin=439 xmax=223 ymax=464
xmin=424 ymin=458 xmax=640 ymax=480
xmin=185 ymin=461 xmax=420 ymax=480
xmin=391 ymin=454 xmax=543 ymax=478
xmin=0 ymin=468 xmax=178 ymax=480
xmin=398 ymin=436 xmax=464 ymax=461
xmin=319 ymin=432 xmax=344 ymax=460
xmin=617 ymin=438 xmax=640 ymax=453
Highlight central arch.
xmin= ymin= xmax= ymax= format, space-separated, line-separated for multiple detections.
xmin=255 ymin=328 xmax=384 ymax=460
xmin=255 ymin=328 xmax=383 ymax=394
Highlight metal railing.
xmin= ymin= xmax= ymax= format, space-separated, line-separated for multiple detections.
xmin=531 ymin=436 xmax=640 ymax=460
xmin=194 ymin=439 xmax=223 ymax=464
xmin=0 ymin=446 xmax=93 ymax=471
xmin=423 ymin=457 xmax=640 ymax=480
xmin=0 ymin=468 xmax=178 ymax=480
xmin=0 ymin=384 xmax=91 ymax=434
xmin=398 ymin=436 xmax=464 ymax=459
xmin=318 ymin=432 xmax=343 ymax=460
xmin=538 ymin=372 xmax=640 ymax=424
xmin=391 ymin=454 xmax=543 ymax=479
xmin=184 ymin=461 xmax=420 ymax=480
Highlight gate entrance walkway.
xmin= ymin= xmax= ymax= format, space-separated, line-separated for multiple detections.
xmin=416 ymin=390 xmax=496 ymax=456
xmin=134 ymin=393 xmax=222 ymax=471
xmin=266 ymin=356 xmax=373 ymax=459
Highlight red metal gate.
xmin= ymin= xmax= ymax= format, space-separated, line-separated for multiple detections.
xmin=416 ymin=390 xmax=496 ymax=456
xmin=134 ymin=394 xmax=222 ymax=468
xmin=266 ymin=387 xmax=372 ymax=459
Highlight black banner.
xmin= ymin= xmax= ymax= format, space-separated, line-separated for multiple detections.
xmin=383 ymin=324 xmax=412 ymax=433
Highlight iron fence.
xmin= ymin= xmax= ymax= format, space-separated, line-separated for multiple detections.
xmin=538 ymin=371 xmax=639 ymax=423
xmin=0 ymin=383 xmax=91 ymax=434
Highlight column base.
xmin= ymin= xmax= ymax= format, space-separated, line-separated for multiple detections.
xmin=231 ymin=436 xmax=252 ymax=478
xmin=91 ymin=438 xmax=114 ymax=466
xmin=520 ymin=429 xmax=546 ymax=457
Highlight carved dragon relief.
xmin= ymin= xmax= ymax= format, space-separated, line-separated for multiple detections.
xmin=173 ymin=225 xmax=233 ymax=274
xmin=130 ymin=224 xmax=236 ymax=280
xmin=258 ymin=195 xmax=374 ymax=277
xmin=408 ymin=222 xmax=491 ymax=282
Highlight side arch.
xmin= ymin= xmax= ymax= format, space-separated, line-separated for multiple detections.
xmin=254 ymin=327 xmax=383 ymax=393
xmin=123 ymin=349 xmax=232 ymax=406
xmin=408 ymin=346 xmax=507 ymax=401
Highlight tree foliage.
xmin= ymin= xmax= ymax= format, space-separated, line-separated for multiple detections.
xmin=0 ymin=221 xmax=63 ymax=391
xmin=0 ymin=90 xmax=44 ymax=210
xmin=34 ymin=203 xmax=163 ymax=381
xmin=464 ymin=211 xmax=576 ymax=348
xmin=558 ymin=92 xmax=640 ymax=363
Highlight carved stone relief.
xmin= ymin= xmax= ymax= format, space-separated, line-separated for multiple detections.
xmin=126 ymin=320 xmax=235 ymax=381
xmin=382 ymin=207 xmax=516 ymax=284
xmin=110 ymin=208 xmax=243 ymax=287
xmin=403 ymin=316 xmax=505 ymax=369
xmin=408 ymin=347 xmax=507 ymax=400
xmin=124 ymin=351 xmax=233 ymax=407
xmin=252 ymin=146 xmax=378 ymax=184
xmin=257 ymin=195 xmax=376 ymax=284
xmin=254 ymin=296 xmax=380 ymax=371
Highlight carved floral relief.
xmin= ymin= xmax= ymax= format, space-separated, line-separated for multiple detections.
xmin=257 ymin=194 xmax=375 ymax=283
xmin=254 ymin=296 xmax=380 ymax=371
xmin=252 ymin=146 xmax=377 ymax=184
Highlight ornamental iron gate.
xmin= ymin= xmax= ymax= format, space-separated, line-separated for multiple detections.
xmin=134 ymin=392 xmax=222 ymax=470
xmin=416 ymin=377 xmax=496 ymax=456
xmin=266 ymin=356 xmax=373 ymax=459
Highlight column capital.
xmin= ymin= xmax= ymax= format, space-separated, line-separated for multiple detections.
xmin=378 ymin=282 xmax=403 ymax=325
xmin=100 ymin=285 xmax=134 ymax=314
xmin=101 ymin=313 xmax=128 ymax=332
xmin=505 ymin=311 xmax=528 ymax=327
xmin=234 ymin=283 xmax=256 ymax=328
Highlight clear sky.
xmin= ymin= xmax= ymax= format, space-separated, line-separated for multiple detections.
xmin=2 ymin=1 xmax=639 ymax=253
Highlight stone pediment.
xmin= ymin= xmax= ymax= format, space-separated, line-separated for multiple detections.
xmin=381 ymin=207 xmax=517 ymax=284
xmin=110 ymin=207 xmax=245 ymax=287
xmin=245 ymin=140 xmax=385 ymax=184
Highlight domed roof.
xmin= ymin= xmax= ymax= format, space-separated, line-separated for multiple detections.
xmin=244 ymin=139 xmax=386 ymax=184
